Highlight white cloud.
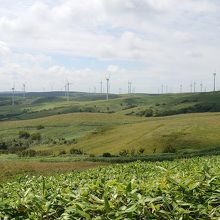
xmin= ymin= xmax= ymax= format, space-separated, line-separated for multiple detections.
xmin=0 ymin=41 xmax=11 ymax=57
xmin=0 ymin=0 xmax=220 ymax=92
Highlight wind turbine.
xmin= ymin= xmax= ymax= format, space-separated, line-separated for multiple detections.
xmin=213 ymin=71 xmax=217 ymax=92
xmin=193 ymin=82 xmax=196 ymax=93
xmin=65 ymin=81 xmax=72 ymax=101
xmin=106 ymin=74 xmax=110 ymax=101
xmin=200 ymin=83 xmax=203 ymax=93
xmin=190 ymin=83 xmax=193 ymax=93
xmin=180 ymin=84 xmax=183 ymax=93
xmin=119 ymin=88 xmax=122 ymax=94
xmin=22 ymin=83 xmax=26 ymax=98
xmin=166 ymin=85 xmax=168 ymax=94
xmin=100 ymin=80 xmax=103 ymax=94
xmin=128 ymin=81 xmax=132 ymax=94
xmin=64 ymin=84 xmax=67 ymax=98
xmin=12 ymin=84 xmax=15 ymax=106
xmin=106 ymin=77 xmax=109 ymax=101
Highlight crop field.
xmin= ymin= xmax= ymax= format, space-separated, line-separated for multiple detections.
xmin=1 ymin=155 xmax=220 ymax=219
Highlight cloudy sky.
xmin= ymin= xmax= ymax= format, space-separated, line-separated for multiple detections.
xmin=0 ymin=0 xmax=219 ymax=93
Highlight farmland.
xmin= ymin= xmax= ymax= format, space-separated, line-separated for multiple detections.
xmin=1 ymin=155 xmax=220 ymax=219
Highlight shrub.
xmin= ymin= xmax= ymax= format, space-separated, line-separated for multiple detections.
xmin=0 ymin=141 xmax=7 ymax=150
xmin=30 ymin=133 xmax=41 ymax=141
xmin=144 ymin=109 xmax=153 ymax=117
xmin=70 ymin=148 xmax=83 ymax=155
xmin=67 ymin=139 xmax=77 ymax=145
xmin=19 ymin=149 xmax=37 ymax=157
xmin=59 ymin=150 xmax=66 ymax=155
xmin=102 ymin=152 xmax=112 ymax=157
xmin=36 ymin=125 xmax=44 ymax=130
xmin=130 ymin=149 xmax=136 ymax=156
xmin=36 ymin=150 xmax=52 ymax=156
xmin=18 ymin=131 xmax=30 ymax=139
xmin=163 ymin=145 xmax=177 ymax=153
xmin=119 ymin=149 xmax=129 ymax=157
xmin=138 ymin=148 xmax=145 ymax=154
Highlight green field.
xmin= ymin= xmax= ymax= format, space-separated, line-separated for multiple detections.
xmin=1 ymin=92 xmax=220 ymax=219
xmin=1 ymin=111 xmax=220 ymax=155
xmin=1 ymin=91 xmax=220 ymax=156
xmin=1 ymin=155 xmax=220 ymax=219
xmin=1 ymin=91 xmax=220 ymax=121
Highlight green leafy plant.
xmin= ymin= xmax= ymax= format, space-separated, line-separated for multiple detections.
xmin=1 ymin=156 xmax=220 ymax=219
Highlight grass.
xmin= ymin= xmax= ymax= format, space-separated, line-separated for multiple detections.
xmin=1 ymin=91 xmax=220 ymax=121
xmin=0 ymin=113 xmax=143 ymax=140
xmin=1 ymin=91 xmax=220 ymax=157
xmin=1 ymin=112 xmax=220 ymax=155
xmin=0 ymin=155 xmax=106 ymax=182
xmin=35 ymin=112 xmax=220 ymax=155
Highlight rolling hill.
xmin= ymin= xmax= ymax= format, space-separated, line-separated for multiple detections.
xmin=1 ymin=91 xmax=220 ymax=121
xmin=1 ymin=91 xmax=220 ymax=156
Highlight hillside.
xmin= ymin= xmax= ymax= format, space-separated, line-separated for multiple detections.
xmin=1 ymin=91 xmax=220 ymax=156
xmin=1 ymin=111 xmax=220 ymax=156
xmin=1 ymin=91 xmax=220 ymax=121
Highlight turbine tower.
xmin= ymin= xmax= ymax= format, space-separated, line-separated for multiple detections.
xmin=193 ymin=82 xmax=196 ymax=93
xmin=66 ymin=81 xmax=71 ymax=101
xmin=190 ymin=83 xmax=193 ymax=93
xmin=119 ymin=88 xmax=122 ymax=94
xmin=200 ymin=83 xmax=203 ymax=93
xmin=22 ymin=83 xmax=26 ymax=98
xmin=180 ymin=84 xmax=183 ymax=93
xmin=12 ymin=85 xmax=15 ymax=106
xmin=100 ymin=80 xmax=103 ymax=94
xmin=64 ymin=84 xmax=67 ymax=98
xmin=106 ymin=77 xmax=109 ymax=101
xmin=213 ymin=71 xmax=216 ymax=92
xmin=128 ymin=81 xmax=132 ymax=94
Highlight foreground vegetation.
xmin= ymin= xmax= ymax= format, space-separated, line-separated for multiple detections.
xmin=1 ymin=155 xmax=220 ymax=219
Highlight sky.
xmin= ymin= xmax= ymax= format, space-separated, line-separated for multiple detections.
xmin=0 ymin=0 xmax=219 ymax=93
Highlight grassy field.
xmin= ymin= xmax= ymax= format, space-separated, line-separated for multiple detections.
xmin=0 ymin=154 xmax=106 ymax=182
xmin=1 ymin=91 xmax=220 ymax=121
xmin=1 ymin=111 xmax=220 ymax=155
xmin=1 ymin=155 xmax=220 ymax=219
xmin=1 ymin=91 xmax=220 ymax=218
xmin=75 ymin=112 xmax=220 ymax=155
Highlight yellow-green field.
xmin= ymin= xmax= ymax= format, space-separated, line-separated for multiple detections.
xmin=0 ymin=154 xmax=106 ymax=182
xmin=1 ymin=111 xmax=220 ymax=155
